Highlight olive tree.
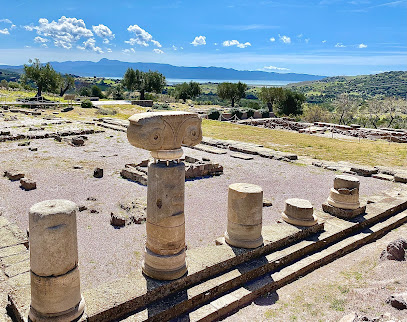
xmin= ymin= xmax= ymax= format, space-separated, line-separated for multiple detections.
xmin=122 ymin=68 xmax=166 ymax=100
xmin=21 ymin=58 xmax=61 ymax=98
xmin=59 ymin=74 xmax=75 ymax=97
xmin=217 ymin=81 xmax=247 ymax=107
xmin=174 ymin=81 xmax=201 ymax=102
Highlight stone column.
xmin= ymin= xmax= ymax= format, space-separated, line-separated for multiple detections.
xmin=282 ymin=198 xmax=318 ymax=227
xmin=127 ymin=111 xmax=202 ymax=280
xmin=28 ymin=199 xmax=85 ymax=322
xmin=225 ymin=183 xmax=263 ymax=248
xmin=322 ymin=174 xmax=366 ymax=219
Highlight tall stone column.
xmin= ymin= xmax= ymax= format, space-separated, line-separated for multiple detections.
xmin=28 ymin=199 xmax=85 ymax=322
xmin=127 ymin=111 xmax=202 ymax=280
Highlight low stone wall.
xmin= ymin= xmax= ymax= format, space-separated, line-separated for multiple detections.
xmin=131 ymin=100 xmax=153 ymax=107
xmin=120 ymin=157 xmax=223 ymax=185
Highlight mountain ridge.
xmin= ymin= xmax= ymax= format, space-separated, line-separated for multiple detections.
xmin=0 ymin=58 xmax=324 ymax=81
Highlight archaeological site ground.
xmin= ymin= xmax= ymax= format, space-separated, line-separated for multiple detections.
xmin=0 ymin=103 xmax=406 ymax=322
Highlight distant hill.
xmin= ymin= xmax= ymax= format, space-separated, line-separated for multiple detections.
xmin=287 ymin=71 xmax=407 ymax=103
xmin=0 ymin=69 xmax=20 ymax=82
xmin=0 ymin=58 xmax=324 ymax=82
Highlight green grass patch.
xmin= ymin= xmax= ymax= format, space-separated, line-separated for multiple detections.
xmin=201 ymin=119 xmax=407 ymax=167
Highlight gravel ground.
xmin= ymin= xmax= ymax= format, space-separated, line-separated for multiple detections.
xmin=0 ymin=117 xmax=399 ymax=291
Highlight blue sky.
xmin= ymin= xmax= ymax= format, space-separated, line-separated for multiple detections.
xmin=0 ymin=0 xmax=406 ymax=76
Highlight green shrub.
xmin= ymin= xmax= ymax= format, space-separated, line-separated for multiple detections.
xmin=97 ymin=107 xmax=117 ymax=115
xmin=230 ymin=108 xmax=243 ymax=119
xmin=259 ymin=109 xmax=270 ymax=118
xmin=208 ymin=108 xmax=220 ymax=120
xmin=245 ymin=108 xmax=255 ymax=118
xmin=81 ymin=99 xmax=93 ymax=108
xmin=153 ymin=103 xmax=170 ymax=110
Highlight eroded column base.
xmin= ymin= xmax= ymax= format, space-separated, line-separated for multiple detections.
xmin=322 ymin=202 xmax=366 ymax=219
xmin=281 ymin=212 xmax=318 ymax=227
xmin=224 ymin=231 xmax=263 ymax=249
xmin=142 ymin=247 xmax=187 ymax=280
xmin=28 ymin=297 xmax=85 ymax=322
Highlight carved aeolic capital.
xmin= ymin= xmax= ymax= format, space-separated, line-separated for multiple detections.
xmin=127 ymin=112 xmax=202 ymax=159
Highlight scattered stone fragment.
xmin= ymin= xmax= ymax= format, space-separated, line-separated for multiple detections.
xmin=18 ymin=141 xmax=30 ymax=146
xmin=93 ymin=168 xmax=103 ymax=178
xmin=90 ymin=209 xmax=99 ymax=214
xmin=71 ymin=136 xmax=84 ymax=146
xmin=86 ymin=197 xmax=97 ymax=201
xmin=372 ymin=173 xmax=394 ymax=181
xmin=202 ymin=157 xmax=210 ymax=162
xmin=386 ymin=292 xmax=407 ymax=310
xmin=73 ymin=165 xmax=83 ymax=169
xmin=4 ymin=170 xmax=25 ymax=181
xmin=380 ymin=238 xmax=407 ymax=261
xmin=54 ymin=135 xmax=62 ymax=142
xmin=28 ymin=147 xmax=38 ymax=152
xmin=61 ymin=107 xmax=74 ymax=112
xmin=350 ymin=165 xmax=378 ymax=177
xmin=215 ymin=237 xmax=225 ymax=246
xmin=20 ymin=178 xmax=36 ymax=191
xmin=263 ymin=198 xmax=273 ymax=207
xmin=230 ymin=153 xmax=253 ymax=160
xmin=0 ymin=130 xmax=11 ymax=135
xmin=111 ymin=199 xmax=147 ymax=227
xmin=78 ymin=205 xmax=87 ymax=212
xmin=110 ymin=213 xmax=126 ymax=227
xmin=394 ymin=172 xmax=407 ymax=183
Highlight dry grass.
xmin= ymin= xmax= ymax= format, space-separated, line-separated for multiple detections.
xmin=201 ymin=119 xmax=407 ymax=168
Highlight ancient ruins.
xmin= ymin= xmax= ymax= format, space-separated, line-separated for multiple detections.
xmin=0 ymin=109 xmax=406 ymax=321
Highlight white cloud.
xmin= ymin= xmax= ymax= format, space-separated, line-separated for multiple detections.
xmin=92 ymin=24 xmax=114 ymax=39
xmin=297 ymin=33 xmax=303 ymax=38
xmin=322 ymin=40 xmax=327 ymax=43
xmin=222 ymin=40 xmax=251 ymax=48
xmin=106 ymin=48 xmax=112 ymax=53
xmin=180 ymin=47 xmax=184 ymax=50
xmin=25 ymin=16 xmax=93 ymax=49
xmin=270 ymin=37 xmax=276 ymax=42
xmin=279 ymin=34 xmax=291 ymax=44
xmin=0 ymin=28 xmax=9 ymax=35
xmin=191 ymin=35 xmax=206 ymax=46
xmin=0 ymin=19 xmax=12 ymax=24
xmin=24 ymin=25 xmax=35 ymax=31
xmin=264 ymin=65 xmax=290 ymax=71
xmin=103 ymin=38 xmax=110 ymax=44
xmin=34 ymin=36 xmax=49 ymax=43
xmin=335 ymin=42 xmax=346 ymax=47
xmin=126 ymin=24 xmax=160 ymax=47
xmin=122 ymin=48 xmax=135 ymax=54
xmin=10 ymin=24 xmax=16 ymax=30
xmin=172 ymin=45 xmax=177 ymax=51
xmin=77 ymin=38 xmax=103 ymax=54
xmin=151 ymin=40 xmax=162 ymax=48
xmin=41 ymin=44 xmax=48 ymax=48
xmin=153 ymin=48 xmax=164 ymax=54
xmin=305 ymin=38 xmax=310 ymax=43
xmin=358 ymin=43 xmax=367 ymax=48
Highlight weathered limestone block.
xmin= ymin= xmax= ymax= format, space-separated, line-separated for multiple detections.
xmin=225 ymin=183 xmax=263 ymax=248
xmin=28 ymin=199 xmax=84 ymax=321
xmin=127 ymin=111 xmax=202 ymax=160
xmin=282 ymin=198 xmax=318 ymax=227
xmin=323 ymin=175 xmax=366 ymax=219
